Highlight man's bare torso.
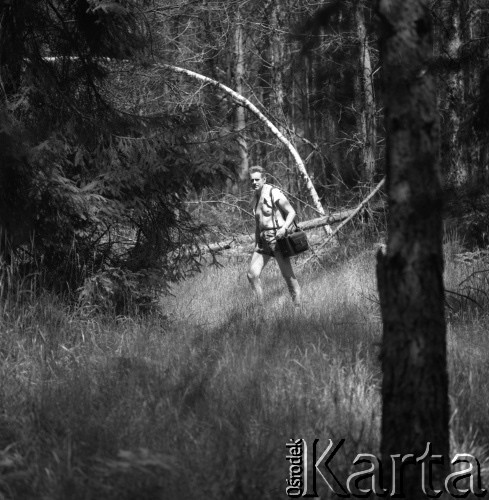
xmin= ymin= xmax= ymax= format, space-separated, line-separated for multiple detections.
xmin=254 ymin=185 xmax=286 ymax=231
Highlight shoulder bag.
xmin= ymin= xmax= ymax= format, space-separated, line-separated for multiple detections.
xmin=270 ymin=188 xmax=309 ymax=257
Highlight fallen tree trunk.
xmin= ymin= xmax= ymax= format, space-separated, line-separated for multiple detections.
xmin=302 ymin=178 xmax=385 ymax=236
xmin=197 ymin=179 xmax=385 ymax=255
xmin=298 ymin=204 xmax=381 ymax=231
xmin=301 ymin=178 xmax=385 ymax=265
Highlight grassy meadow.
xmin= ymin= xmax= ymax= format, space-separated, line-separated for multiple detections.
xmin=1 ymin=231 xmax=489 ymax=499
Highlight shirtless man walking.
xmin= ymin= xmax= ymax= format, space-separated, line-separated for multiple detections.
xmin=247 ymin=166 xmax=301 ymax=306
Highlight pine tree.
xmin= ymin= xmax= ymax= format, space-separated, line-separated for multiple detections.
xmin=0 ymin=1 xmax=205 ymax=311
xmin=376 ymin=0 xmax=449 ymax=496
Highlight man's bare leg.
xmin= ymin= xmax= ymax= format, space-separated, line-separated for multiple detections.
xmin=247 ymin=251 xmax=271 ymax=303
xmin=275 ymin=253 xmax=301 ymax=306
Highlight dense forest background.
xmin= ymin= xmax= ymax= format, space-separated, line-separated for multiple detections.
xmin=1 ymin=0 xmax=489 ymax=306
xmin=2 ymin=2 xmax=489 ymax=498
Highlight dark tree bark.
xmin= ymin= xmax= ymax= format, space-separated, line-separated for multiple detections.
xmin=233 ymin=10 xmax=249 ymax=182
xmin=0 ymin=1 xmax=27 ymax=95
xmin=375 ymin=0 xmax=449 ymax=496
xmin=355 ymin=0 xmax=377 ymax=184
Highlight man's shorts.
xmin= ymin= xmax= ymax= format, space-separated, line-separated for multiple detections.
xmin=257 ymin=229 xmax=280 ymax=256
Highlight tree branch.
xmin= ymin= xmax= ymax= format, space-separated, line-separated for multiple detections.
xmin=300 ymin=177 xmax=385 ymax=266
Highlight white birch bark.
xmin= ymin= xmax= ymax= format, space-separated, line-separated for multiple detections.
xmin=158 ymin=63 xmax=327 ymax=216
xmin=43 ymin=56 xmax=326 ymax=215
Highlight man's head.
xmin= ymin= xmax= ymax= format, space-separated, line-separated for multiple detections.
xmin=249 ymin=165 xmax=266 ymax=192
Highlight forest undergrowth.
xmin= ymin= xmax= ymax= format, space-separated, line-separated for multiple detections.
xmin=1 ymin=230 xmax=489 ymax=499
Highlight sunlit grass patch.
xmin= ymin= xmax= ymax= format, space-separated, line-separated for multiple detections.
xmin=2 ymin=237 xmax=489 ymax=498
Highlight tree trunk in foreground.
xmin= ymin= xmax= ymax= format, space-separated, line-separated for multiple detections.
xmin=375 ymin=0 xmax=449 ymax=497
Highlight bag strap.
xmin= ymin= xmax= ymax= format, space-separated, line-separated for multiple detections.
xmin=269 ymin=187 xmax=280 ymax=231
xmin=270 ymin=187 xmax=300 ymax=233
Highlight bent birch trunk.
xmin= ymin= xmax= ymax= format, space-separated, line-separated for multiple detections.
xmin=43 ymin=56 xmax=327 ymax=217
xmin=158 ymin=63 xmax=326 ymax=216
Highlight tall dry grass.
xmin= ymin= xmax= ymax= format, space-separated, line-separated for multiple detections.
xmin=0 ymin=233 xmax=488 ymax=499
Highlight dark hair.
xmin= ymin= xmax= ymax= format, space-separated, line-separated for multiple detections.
xmin=249 ymin=165 xmax=265 ymax=176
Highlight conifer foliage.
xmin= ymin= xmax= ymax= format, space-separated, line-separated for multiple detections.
xmin=2 ymin=0 xmax=489 ymax=312
xmin=0 ymin=1 xmax=205 ymax=312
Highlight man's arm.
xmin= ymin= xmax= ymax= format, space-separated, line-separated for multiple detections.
xmin=275 ymin=194 xmax=296 ymax=239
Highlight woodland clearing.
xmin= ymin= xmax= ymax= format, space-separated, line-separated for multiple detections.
xmin=1 ymin=230 xmax=488 ymax=499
